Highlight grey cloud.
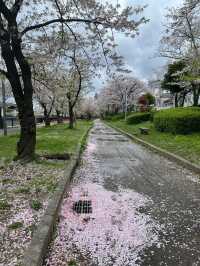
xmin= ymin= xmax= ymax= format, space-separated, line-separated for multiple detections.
xmin=93 ymin=0 xmax=183 ymax=90
xmin=116 ymin=0 xmax=183 ymax=80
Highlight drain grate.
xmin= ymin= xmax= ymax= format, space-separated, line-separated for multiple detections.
xmin=73 ymin=200 xmax=92 ymax=214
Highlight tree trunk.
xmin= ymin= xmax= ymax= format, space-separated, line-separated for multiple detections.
xmin=42 ymin=104 xmax=51 ymax=127
xmin=193 ymin=86 xmax=200 ymax=106
xmin=0 ymin=107 xmax=3 ymax=129
xmin=68 ymin=103 xmax=74 ymax=129
xmin=56 ymin=110 xmax=63 ymax=124
xmin=1 ymin=28 xmax=36 ymax=161
xmin=17 ymin=105 xmax=36 ymax=161
xmin=174 ymin=93 xmax=178 ymax=107
xmin=179 ymin=92 xmax=186 ymax=107
xmin=45 ymin=118 xmax=51 ymax=127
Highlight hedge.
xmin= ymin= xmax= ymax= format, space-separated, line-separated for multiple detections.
xmin=105 ymin=113 xmax=125 ymax=121
xmin=150 ymin=109 xmax=157 ymax=122
xmin=154 ymin=107 xmax=200 ymax=134
xmin=105 ymin=112 xmax=132 ymax=121
xmin=126 ymin=112 xmax=151 ymax=124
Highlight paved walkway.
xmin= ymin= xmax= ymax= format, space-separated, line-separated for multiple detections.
xmin=45 ymin=121 xmax=200 ymax=266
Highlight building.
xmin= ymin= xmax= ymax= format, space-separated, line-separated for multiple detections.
xmin=148 ymin=80 xmax=174 ymax=109
xmin=0 ymin=101 xmax=18 ymax=129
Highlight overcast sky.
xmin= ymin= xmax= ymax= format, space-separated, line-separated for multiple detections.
xmin=94 ymin=0 xmax=183 ymax=90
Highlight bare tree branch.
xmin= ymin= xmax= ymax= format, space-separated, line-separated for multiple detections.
xmin=22 ymin=18 xmax=107 ymax=36
xmin=64 ymin=23 xmax=97 ymax=69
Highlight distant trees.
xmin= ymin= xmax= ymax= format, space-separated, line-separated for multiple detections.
xmin=98 ymin=74 xmax=146 ymax=116
xmin=145 ymin=93 xmax=155 ymax=106
xmin=161 ymin=61 xmax=190 ymax=107
xmin=78 ymin=97 xmax=98 ymax=120
xmin=138 ymin=93 xmax=155 ymax=112
xmin=160 ymin=0 xmax=200 ymax=107
xmin=59 ymin=57 xmax=92 ymax=129
xmin=33 ymin=64 xmax=58 ymax=127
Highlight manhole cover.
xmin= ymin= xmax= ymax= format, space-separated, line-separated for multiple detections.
xmin=73 ymin=200 xmax=92 ymax=214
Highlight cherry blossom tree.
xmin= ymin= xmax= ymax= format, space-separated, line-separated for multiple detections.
xmin=78 ymin=96 xmax=98 ymax=120
xmin=98 ymin=74 xmax=146 ymax=116
xmin=32 ymin=34 xmax=93 ymax=128
xmin=0 ymin=0 xmax=148 ymax=160
xmin=160 ymin=0 xmax=200 ymax=106
xmin=59 ymin=53 xmax=92 ymax=128
xmin=33 ymin=74 xmax=55 ymax=127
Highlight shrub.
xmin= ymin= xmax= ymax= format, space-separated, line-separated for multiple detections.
xmin=126 ymin=112 xmax=151 ymax=124
xmin=150 ymin=109 xmax=157 ymax=122
xmin=154 ymin=107 xmax=200 ymax=134
xmin=105 ymin=113 xmax=124 ymax=121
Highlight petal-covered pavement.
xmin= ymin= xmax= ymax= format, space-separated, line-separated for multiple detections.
xmin=45 ymin=121 xmax=200 ymax=266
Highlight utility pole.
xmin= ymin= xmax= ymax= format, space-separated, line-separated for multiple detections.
xmin=2 ymin=79 xmax=7 ymax=136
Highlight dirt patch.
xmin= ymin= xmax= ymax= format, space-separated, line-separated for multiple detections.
xmin=42 ymin=153 xmax=70 ymax=161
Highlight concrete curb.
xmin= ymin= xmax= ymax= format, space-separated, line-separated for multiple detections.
xmin=105 ymin=122 xmax=200 ymax=175
xmin=23 ymin=124 xmax=93 ymax=266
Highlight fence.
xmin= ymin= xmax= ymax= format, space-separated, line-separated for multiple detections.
xmin=0 ymin=117 xmax=19 ymax=129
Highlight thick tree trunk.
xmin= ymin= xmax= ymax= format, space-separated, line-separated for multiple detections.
xmin=1 ymin=28 xmax=36 ymax=161
xmin=17 ymin=105 xmax=36 ymax=161
xmin=68 ymin=103 xmax=74 ymax=129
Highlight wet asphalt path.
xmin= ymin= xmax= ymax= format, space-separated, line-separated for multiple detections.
xmin=45 ymin=121 xmax=200 ymax=266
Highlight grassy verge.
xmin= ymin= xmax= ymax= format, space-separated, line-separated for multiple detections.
xmin=0 ymin=120 xmax=93 ymax=163
xmin=0 ymin=120 xmax=93 ymax=265
xmin=107 ymin=119 xmax=200 ymax=166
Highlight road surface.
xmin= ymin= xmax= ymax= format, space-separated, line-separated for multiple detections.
xmin=45 ymin=120 xmax=200 ymax=266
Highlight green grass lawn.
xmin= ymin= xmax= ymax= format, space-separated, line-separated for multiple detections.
xmin=108 ymin=119 xmax=200 ymax=166
xmin=0 ymin=120 xmax=92 ymax=161
xmin=0 ymin=120 xmax=93 ymax=265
